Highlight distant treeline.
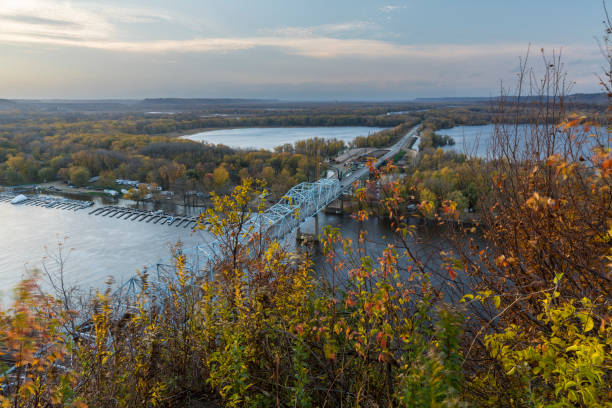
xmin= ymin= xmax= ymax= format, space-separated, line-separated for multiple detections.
xmin=117 ymin=114 xmax=407 ymax=135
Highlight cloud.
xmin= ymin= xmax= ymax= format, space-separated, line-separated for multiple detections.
xmin=263 ymin=21 xmax=377 ymax=37
xmin=0 ymin=0 xmax=112 ymax=42
xmin=0 ymin=0 xmax=599 ymax=64
xmin=0 ymin=0 xmax=175 ymax=44
xmin=2 ymin=14 xmax=82 ymax=28
xmin=0 ymin=28 xmax=597 ymax=62
xmin=380 ymin=5 xmax=406 ymax=13
xmin=93 ymin=4 xmax=173 ymax=25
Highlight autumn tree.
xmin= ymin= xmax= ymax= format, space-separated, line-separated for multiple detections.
xmin=212 ymin=164 xmax=229 ymax=188
xmin=98 ymin=170 xmax=116 ymax=188
xmin=0 ymin=277 xmax=82 ymax=407
xmin=69 ymin=166 xmax=90 ymax=187
xmin=37 ymin=166 xmax=55 ymax=182
xmin=444 ymin=49 xmax=612 ymax=405
xmin=159 ymin=161 xmax=186 ymax=190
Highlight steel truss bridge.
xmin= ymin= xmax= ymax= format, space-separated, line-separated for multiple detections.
xmin=118 ymin=124 xmax=420 ymax=298
xmin=119 ymin=177 xmax=343 ymax=298
xmin=1 ymin=126 xmax=419 ymax=387
xmin=1 ymin=177 xmax=351 ymax=392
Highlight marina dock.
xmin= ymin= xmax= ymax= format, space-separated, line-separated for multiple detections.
xmin=0 ymin=192 xmax=93 ymax=211
xmin=89 ymin=206 xmax=200 ymax=229
xmin=0 ymin=192 xmax=200 ymax=229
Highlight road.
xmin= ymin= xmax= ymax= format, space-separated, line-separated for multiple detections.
xmin=339 ymin=125 xmax=420 ymax=190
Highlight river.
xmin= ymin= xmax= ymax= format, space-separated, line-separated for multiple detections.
xmin=0 ymin=192 xmax=455 ymax=303
xmin=434 ymin=124 xmax=608 ymax=158
xmin=0 ymin=125 xmax=440 ymax=301
xmin=434 ymin=125 xmax=494 ymax=157
xmin=0 ymin=197 xmax=211 ymax=301
xmin=181 ymin=126 xmax=387 ymax=150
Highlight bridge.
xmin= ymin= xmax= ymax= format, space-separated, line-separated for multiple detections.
xmin=0 ymin=125 xmax=419 ymax=388
xmin=119 ymin=125 xmax=420 ymax=297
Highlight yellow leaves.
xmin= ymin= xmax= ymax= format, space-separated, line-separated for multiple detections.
xmin=590 ymin=351 xmax=604 ymax=366
xmin=441 ymin=199 xmax=457 ymax=217
xmin=485 ymin=290 xmax=612 ymax=407
xmin=418 ymin=200 xmax=435 ymax=217
xmin=493 ymin=295 xmax=501 ymax=309
xmin=0 ymin=275 xmax=79 ymax=405
xmin=582 ymin=315 xmax=595 ymax=333
xmin=354 ymin=209 xmax=369 ymax=222
xmin=546 ymin=154 xmax=562 ymax=167
xmin=525 ymin=192 xmax=540 ymax=210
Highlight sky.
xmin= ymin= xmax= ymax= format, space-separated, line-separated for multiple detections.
xmin=0 ymin=0 xmax=607 ymax=100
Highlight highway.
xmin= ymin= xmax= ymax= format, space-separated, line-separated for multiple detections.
xmin=339 ymin=124 xmax=420 ymax=190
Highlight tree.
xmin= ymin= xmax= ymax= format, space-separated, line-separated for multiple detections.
xmin=238 ymin=167 xmax=249 ymax=181
xmin=124 ymin=183 xmax=153 ymax=203
xmin=418 ymin=186 xmax=436 ymax=211
xmin=471 ymin=51 xmax=611 ymax=313
xmin=446 ymin=190 xmax=468 ymax=214
xmin=0 ymin=278 xmax=79 ymax=408
xmin=212 ymin=165 xmax=229 ymax=188
xmin=98 ymin=170 xmax=116 ymax=188
xmin=69 ymin=166 xmax=90 ymax=187
xmin=37 ymin=167 xmax=55 ymax=182
xmin=259 ymin=166 xmax=275 ymax=185
xmin=159 ymin=161 xmax=186 ymax=190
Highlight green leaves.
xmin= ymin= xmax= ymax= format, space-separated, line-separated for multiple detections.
xmin=481 ymin=293 xmax=612 ymax=408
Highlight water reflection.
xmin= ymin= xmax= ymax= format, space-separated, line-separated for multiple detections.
xmin=0 ymin=197 xmax=210 ymax=301
xmin=300 ymin=213 xmax=455 ymax=288
xmin=56 ymin=190 xmax=207 ymax=217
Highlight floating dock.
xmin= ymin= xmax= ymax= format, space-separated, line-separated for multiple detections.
xmin=0 ymin=192 xmax=93 ymax=211
xmin=89 ymin=206 xmax=200 ymax=229
xmin=0 ymin=192 xmax=200 ymax=229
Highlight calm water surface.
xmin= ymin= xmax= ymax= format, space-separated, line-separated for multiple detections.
xmin=181 ymin=127 xmax=387 ymax=150
xmin=435 ymin=125 xmax=494 ymax=157
xmin=1 ymin=197 xmax=459 ymax=302
xmin=435 ymin=124 xmax=608 ymax=158
xmin=0 ymin=200 xmax=211 ymax=300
